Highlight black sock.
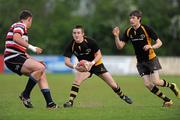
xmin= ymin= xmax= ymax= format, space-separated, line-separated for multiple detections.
xmin=41 ymin=89 xmax=53 ymax=106
xmin=69 ymin=84 xmax=79 ymax=102
xmin=23 ymin=75 xmax=37 ymax=98
xmin=113 ymin=84 xmax=125 ymax=99
xmin=163 ymin=79 xmax=173 ymax=88
xmin=151 ymin=86 xmax=171 ymax=102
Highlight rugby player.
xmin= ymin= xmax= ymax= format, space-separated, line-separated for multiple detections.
xmin=112 ymin=10 xmax=180 ymax=107
xmin=4 ymin=10 xmax=58 ymax=108
xmin=63 ymin=25 xmax=133 ymax=107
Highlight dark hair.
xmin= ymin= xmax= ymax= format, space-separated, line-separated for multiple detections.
xmin=19 ymin=10 xmax=32 ymax=20
xmin=74 ymin=25 xmax=84 ymax=33
xmin=129 ymin=10 xmax=142 ymax=18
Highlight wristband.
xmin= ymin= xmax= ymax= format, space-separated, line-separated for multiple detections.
xmin=28 ymin=44 xmax=37 ymax=52
xmin=73 ymin=64 xmax=76 ymax=69
xmin=91 ymin=60 xmax=95 ymax=65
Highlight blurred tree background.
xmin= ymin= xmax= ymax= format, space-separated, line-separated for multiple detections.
xmin=0 ymin=0 xmax=180 ymax=55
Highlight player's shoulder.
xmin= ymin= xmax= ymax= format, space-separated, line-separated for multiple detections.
xmin=141 ymin=24 xmax=155 ymax=33
xmin=84 ymin=36 xmax=94 ymax=41
xmin=125 ymin=26 xmax=133 ymax=31
xmin=84 ymin=36 xmax=96 ymax=43
xmin=124 ymin=26 xmax=133 ymax=37
xmin=13 ymin=22 xmax=26 ymax=29
xmin=141 ymin=24 xmax=153 ymax=30
xmin=67 ymin=39 xmax=75 ymax=46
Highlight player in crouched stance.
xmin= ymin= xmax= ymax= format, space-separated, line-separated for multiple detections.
xmin=63 ymin=25 xmax=133 ymax=108
xmin=4 ymin=10 xmax=58 ymax=109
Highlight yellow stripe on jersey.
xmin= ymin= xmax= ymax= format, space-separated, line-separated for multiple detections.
xmin=126 ymin=27 xmax=132 ymax=37
xmin=95 ymin=59 xmax=103 ymax=66
xmin=141 ymin=26 xmax=156 ymax=60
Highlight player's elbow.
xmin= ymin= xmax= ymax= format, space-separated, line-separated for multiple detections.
xmin=64 ymin=61 xmax=70 ymax=67
xmin=116 ymin=45 xmax=123 ymax=49
xmin=13 ymin=37 xmax=18 ymax=43
xmin=157 ymin=39 xmax=162 ymax=48
xmin=159 ymin=41 xmax=162 ymax=47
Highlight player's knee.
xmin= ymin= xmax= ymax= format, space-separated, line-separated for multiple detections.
xmin=73 ymin=80 xmax=81 ymax=86
xmin=144 ymin=82 xmax=153 ymax=89
xmin=31 ymin=65 xmax=46 ymax=80
xmin=38 ymin=64 xmax=46 ymax=72
xmin=152 ymin=80 xmax=161 ymax=86
xmin=31 ymin=70 xmax=43 ymax=80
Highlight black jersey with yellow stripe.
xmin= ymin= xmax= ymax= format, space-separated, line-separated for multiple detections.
xmin=64 ymin=36 xmax=102 ymax=66
xmin=121 ymin=24 xmax=159 ymax=62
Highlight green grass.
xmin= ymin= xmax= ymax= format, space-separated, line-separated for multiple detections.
xmin=0 ymin=73 xmax=180 ymax=120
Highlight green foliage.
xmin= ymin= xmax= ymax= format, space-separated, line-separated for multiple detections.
xmin=0 ymin=0 xmax=179 ymax=55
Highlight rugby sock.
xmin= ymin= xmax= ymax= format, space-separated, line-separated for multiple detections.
xmin=163 ymin=79 xmax=174 ymax=89
xmin=23 ymin=75 xmax=38 ymax=98
xmin=69 ymin=84 xmax=79 ymax=103
xmin=163 ymin=79 xmax=174 ymax=90
xmin=113 ymin=85 xmax=125 ymax=99
xmin=41 ymin=89 xmax=53 ymax=105
xmin=151 ymin=86 xmax=171 ymax=102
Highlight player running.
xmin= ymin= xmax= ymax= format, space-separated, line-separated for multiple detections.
xmin=112 ymin=10 xmax=180 ymax=107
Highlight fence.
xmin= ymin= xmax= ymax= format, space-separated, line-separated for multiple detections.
xmin=0 ymin=55 xmax=180 ymax=75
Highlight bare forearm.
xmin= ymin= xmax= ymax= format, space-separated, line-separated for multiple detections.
xmin=151 ymin=39 xmax=162 ymax=49
xmin=114 ymin=36 xmax=125 ymax=49
xmin=65 ymin=57 xmax=75 ymax=69
xmin=13 ymin=37 xmax=29 ymax=48
xmin=93 ymin=53 xmax=102 ymax=63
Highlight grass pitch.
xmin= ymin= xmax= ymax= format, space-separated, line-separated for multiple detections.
xmin=0 ymin=73 xmax=179 ymax=120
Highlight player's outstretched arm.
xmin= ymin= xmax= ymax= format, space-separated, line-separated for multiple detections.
xmin=112 ymin=27 xmax=126 ymax=49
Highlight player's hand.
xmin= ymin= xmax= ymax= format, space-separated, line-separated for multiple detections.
xmin=86 ymin=61 xmax=94 ymax=71
xmin=25 ymin=53 xmax=32 ymax=58
xmin=35 ymin=47 xmax=43 ymax=54
xmin=75 ymin=60 xmax=93 ymax=72
xmin=112 ymin=27 xmax=120 ymax=37
xmin=143 ymin=45 xmax=152 ymax=51
xmin=39 ymin=60 xmax=46 ymax=67
xmin=75 ymin=65 xmax=88 ymax=72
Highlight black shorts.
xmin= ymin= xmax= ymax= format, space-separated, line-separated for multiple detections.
xmin=89 ymin=63 xmax=108 ymax=77
xmin=5 ymin=54 xmax=27 ymax=76
xmin=137 ymin=57 xmax=162 ymax=76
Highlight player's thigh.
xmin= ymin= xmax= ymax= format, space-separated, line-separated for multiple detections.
xmin=21 ymin=58 xmax=45 ymax=74
xmin=74 ymin=71 xmax=90 ymax=85
xmin=150 ymin=70 xmax=161 ymax=82
xmin=98 ymin=72 xmax=116 ymax=87
xmin=142 ymin=75 xmax=154 ymax=88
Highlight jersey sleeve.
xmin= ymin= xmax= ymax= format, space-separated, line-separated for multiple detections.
xmin=145 ymin=25 xmax=158 ymax=41
xmin=120 ymin=28 xmax=130 ymax=43
xmin=13 ymin=24 xmax=25 ymax=36
xmin=63 ymin=41 xmax=73 ymax=58
xmin=88 ymin=38 xmax=100 ymax=53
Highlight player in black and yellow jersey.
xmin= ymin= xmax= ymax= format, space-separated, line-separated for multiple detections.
xmin=63 ymin=25 xmax=133 ymax=107
xmin=112 ymin=10 xmax=180 ymax=107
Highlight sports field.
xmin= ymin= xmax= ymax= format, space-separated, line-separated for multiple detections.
xmin=0 ymin=74 xmax=179 ymax=120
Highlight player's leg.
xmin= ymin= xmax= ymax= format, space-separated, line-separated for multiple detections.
xmin=151 ymin=71 xmax=180 ymax=98
xmin=38 ymin=72 xmax=58 ymax=108
xmin=98 ymin=72 xmax=133 ymax=104
xmin=19 ymin=58 xmax=46 ymax=108
xmin=143 ymin=75 xmax=173 ymax=107
xmin=137 ymin=60 xmax=173 ymax=107
xmin=63 ymin=71 xmax=90 ymax=108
